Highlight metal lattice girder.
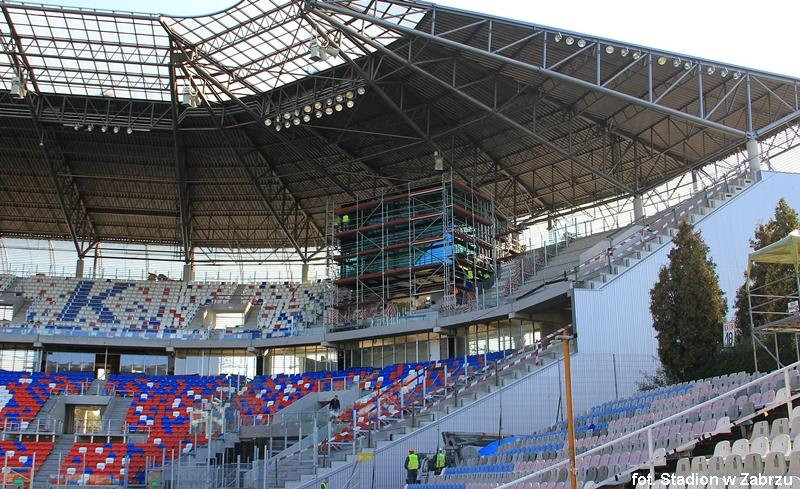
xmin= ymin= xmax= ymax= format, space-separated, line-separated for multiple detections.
xmin=311 ymin=0 xmax=800 ymax=140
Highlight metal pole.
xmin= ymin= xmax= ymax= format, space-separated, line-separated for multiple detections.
xmin=560 ymin=335 xmax=578 ymax=489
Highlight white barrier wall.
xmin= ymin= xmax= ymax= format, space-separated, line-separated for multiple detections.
xmin=574 ymin=171 xmax=800 ymax=357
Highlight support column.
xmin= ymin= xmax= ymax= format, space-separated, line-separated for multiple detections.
xmin=633 ymin=194 xmax=644 ymax=222
xmin=301 ymin=263 xmax=309 ymax=284
xmin=75 ymin=258 xmax=85 ymax=278
xmin=182 ymin=262 xmax=195 ymax=282
xmin=746 ymin=138 xmax=762 ymax=181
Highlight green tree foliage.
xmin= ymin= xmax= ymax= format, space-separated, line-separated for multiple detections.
xmin=650 ymin=220 xmax=727 ymax=383
xmin=724 ymin=199 xmax=800 ymax=372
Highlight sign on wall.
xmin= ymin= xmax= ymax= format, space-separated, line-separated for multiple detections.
xmin=723 ymin=321 xmax=736 ymax=348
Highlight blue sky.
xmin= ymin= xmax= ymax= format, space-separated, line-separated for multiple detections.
xmin=38 ymin=0 xmax=800 ymax=77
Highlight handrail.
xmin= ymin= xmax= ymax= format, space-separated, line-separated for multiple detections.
xmin=495 ymin=360 xmax=799 ymax=488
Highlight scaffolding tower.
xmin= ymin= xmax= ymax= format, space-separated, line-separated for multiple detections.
xmin=326 ymin=175 xmax=512 ymax=326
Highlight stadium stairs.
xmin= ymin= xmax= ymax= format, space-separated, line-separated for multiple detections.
xmin=498 ymin=171 xmax=754 ymax=301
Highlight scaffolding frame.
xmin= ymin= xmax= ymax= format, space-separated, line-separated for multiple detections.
xmin=326 ymin=174 xmax=510 ymax=326
xmin=747 ymin=231 xmax=800 ymax=372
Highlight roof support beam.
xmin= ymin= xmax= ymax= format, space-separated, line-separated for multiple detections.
xmin=171 ymin=55 xmax=308 ymax=261
xmin=168 ymin=41 xmax=193 ymax=264
xmin=313 ymin=9 xmax=633 ymax=195
xmin=312 ymin=1 xmax=747 ymax=139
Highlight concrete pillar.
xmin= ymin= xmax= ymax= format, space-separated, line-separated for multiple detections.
xmin=633 ymin=194 xmax=644 ymax=222
xmin=75 ymin=258 xmax=85 ymax=278
xmin=182 ymin=262 xmax=194 ymax=282
xmin=301 ymin=263 xmax=309 ymax=284
xmin=746 ymin=138 xmax=762 ymax=181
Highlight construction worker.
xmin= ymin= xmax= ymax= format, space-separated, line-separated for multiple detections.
xmin=320 ymin=479 xmax=329 ymax=489
xmin=434 ymin=448 xmax=446 ymax=475
xmin=341 ymin=214 xmax=350 ymax=227
xmin=405 ymin=448 xmax=420 ymax=484
xmin=465 ymin=269 xmax=474 ymax=291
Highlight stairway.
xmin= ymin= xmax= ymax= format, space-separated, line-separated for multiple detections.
xmin=32 ymin=435 xmax=75 ymax=489
xmin=104 ymin=397 xmax=132 ymax=433
xmin=581 ymin=174 xmax=754 ymax=290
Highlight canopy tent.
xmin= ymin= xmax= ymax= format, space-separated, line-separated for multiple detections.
xmin=748 ymin=230 xmax=800 ymax=272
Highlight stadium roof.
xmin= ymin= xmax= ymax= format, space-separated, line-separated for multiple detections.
xmin=1 ymin=0 xmax=799 ymax=261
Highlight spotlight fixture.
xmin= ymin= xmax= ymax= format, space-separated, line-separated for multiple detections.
xmin=553 ymin=32 xmax=562 ymax=43
xmin=576 ymin=39 xmax=586 ymax=48
xmin=283 ymin=121 xmax=291 ymax=128
xmin=657 ymin=56 xmax=667 ymax=65
xmin=126 ymin=127 xmax=132 ymax=135
xmin=326 ymin=98 xmax=333 ymax=106
xmin=334 ymin=103 xmax=343 ymax=112
xmin=283 ymin=112 xmax=291 ymax=120
xmin=324 ymin=106 xmax=334 ymax=116
xmin=264 ymin=118 xmax=272 ymax=126
xmin=73 ymin=123 xmax=80 ymax=131
xmin=720 ymin=67 xmax=729 ymax=78
xmin=684 ymin=61 xmax=692 ymax=70
xmin=706 ymin=66 xmax=715 ymax=75
xmin=101 ymin=125 xmax=108 ymax=133
xmin=293 ymin=108 xmax=300 ymax=117
xmin=315 ymin=110 xmax=323 ymax=118
xmin=434 ymin=151 xmax=444 ymax=171
xmin=345 ymin=90 xmax=354 ymax=99
xmin=303 ymin=105 xmax=312 ymax=113
xmin=345 ymin=99 xmax=355 ymax=109
xmin=672 ymin=58 xmax=681 ymax=68
xmin=324 ymin=45 xmax=340 ymax=58
xmin=275 ymin=117 xmax=281 ymax=126
xmin=182 ymin=87 xmax=200 ymax=108
xmin=620 ymin=47 xmax=629 ymax=57
xmin=335 ymin=94 xmax=344 ymax=103
xmin=565 ymin=36 xmax=574 ymax=46
xmin=113 ymin=126 xmax=119 ymax=134
xmin=632 ymin=51 xmax=642 ymax=60
xmin=302 ymin=114 xmax=311 ymax=123
xmin=732 ymin=71 xmax=741 ymax=80
xmin=605 ymin=45 xmax=614 ymax=55
xmin=86 ymin=124 xmax=94 ymax=132
xmin=275 ymin=124 xmax=281 ymax=132
xmin=10 ymin=76 xmax=27 ymax=99
xmin=307 ymin=40 xmax=328 ymax=62
xmin=356 ymin=86 xmax=366 ymax=96
xmin=313 ymin=101 xmax=323 ymax=110
xmin=292 ymin=117 xmax=301 ymax=126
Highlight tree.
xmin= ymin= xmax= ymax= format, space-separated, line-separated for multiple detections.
xmin=650 ymin=220 xmax=727 ymax=383
xmin=726 ymin=199 xmax=800 ymax=372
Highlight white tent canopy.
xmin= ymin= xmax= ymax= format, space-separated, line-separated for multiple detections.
xmin=748 ymin=230 xmax=800 ymax=271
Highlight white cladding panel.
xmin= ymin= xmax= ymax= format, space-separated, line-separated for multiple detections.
xmin=574 ymin=171 xmax=800 ymax=356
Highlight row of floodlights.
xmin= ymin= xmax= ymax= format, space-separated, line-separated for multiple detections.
xmin=264 ymin=86 xmax=366 ymax=131
xmin=72 ymin=123 xmax=134 ymax=134
xmin=552 ymin=33 xmax=742 ymax=79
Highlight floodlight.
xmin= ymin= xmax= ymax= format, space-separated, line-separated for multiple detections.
xmin=314 ymin=101 xmax=323 ymax=110
xmin=576 ymin=39 xmax=586 ymax=48
xmin=303 ymin=105 xmax=312 ymax=113
xmin=334 ymin=103 xmax=343 ymax=112
xmin=87 ymin=124 xmax=94 ymax=132
xmin=335 ymin=94 xmax=344 ymax=103
xmin=126 ymin=127 xmax=132 ymax=135
xmin=345 ymin=90 xmax=355 ymax=99
xmin=315 ymin=110 xmax=323 ymax=118
xmin=293 ymin=109 xmax=300 ymax=117
xmin=73 ymin=124 xmax=80 ymax=131
xmin=732 ymin=71 xmax=741 ymax=80
xmin=324 ymin=45 xmax=340 ymax=57
xmin=345 ymin=99 xmax=355 ymax=108
xmin=308 ymin=41 xmax=328 ymax=62
xmin=275 ymin=124 xmax=281 ymax=132
xmin=356 ymin=86 xmax=366 ymax=96
xmin=553 ymin=33 xmax=562 ymax=42
xmin=284 ymin=121 xmax=291 ymax=128
xmin=620 ymin=47 xmax=629 ymax=57
xmin=292 ymin=117 xmax=301 ymax=126
xmin=10 ymin=76 xmax=26 ymax=99
xmin=706 ymin=66 xmax=715 ymax=75
xmin=264 ymin=118 xmax=272 ymax=126
xmin=657 ymin=56 xmax=667 ymax=65
xmin=565 ymin=36 xmax=574 ymax=46
xmin=605 ymin=45 xmax=614 ymax=55
xmin=101 ymin=125 xmax=108 ymax=133
xmin=434 ymin=151 xmax=444 ymax=171
xmin=283 ymin=112 xmax=291 ymax=120
xmin=720 ymin=68 xmax=729 ymax=78
xmin=632 ymin=51 xmax=642 ymax=60
xmin=672 ymin=58 xmax=681 ymax=68
xmin=326 ymin=98 xmax=333 ymax=106
xmin=302 ymin=114 xmax=311 ymax=123
xmin=324 ymin=107 xmax=334 ymax=115
xmin=113 ymin=126 xmax=120 ymax=134
xmin=684 ymin=61 xmax=692 ymax=70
